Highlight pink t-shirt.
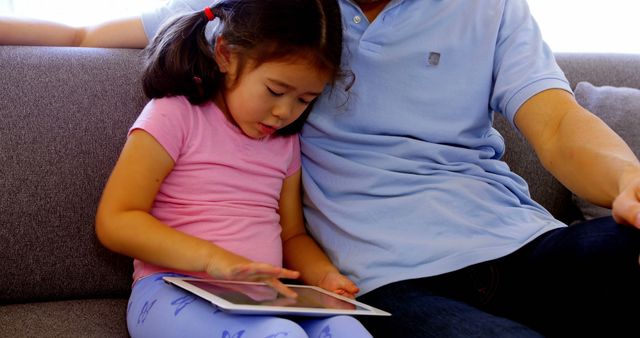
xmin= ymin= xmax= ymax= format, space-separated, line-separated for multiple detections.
xmin=129 ymin=96 xmax=300 ymax=281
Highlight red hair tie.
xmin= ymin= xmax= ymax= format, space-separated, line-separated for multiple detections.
xmin=203 ymin=7 xmax=215 ymax=21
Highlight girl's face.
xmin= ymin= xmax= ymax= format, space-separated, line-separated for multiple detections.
xmin=216 ymin=55 xmax=330 ymax=139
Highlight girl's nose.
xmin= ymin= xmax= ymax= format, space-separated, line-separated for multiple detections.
xmin=272 ymin=102 xmax=294 ymax=120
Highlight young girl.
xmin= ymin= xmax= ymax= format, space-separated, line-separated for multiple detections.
xmin=95 ymin=1 xmax=371 ymax=337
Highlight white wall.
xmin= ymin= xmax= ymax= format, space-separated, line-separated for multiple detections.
xmin=528 ymin=0 xmax=640 ymax=53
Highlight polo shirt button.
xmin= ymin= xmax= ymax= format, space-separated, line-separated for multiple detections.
xmin=353 ymin=15 xmax=362 ymax=24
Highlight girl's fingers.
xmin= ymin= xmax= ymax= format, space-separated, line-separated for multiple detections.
xmin=277 ymin=267 xmax=300 ymax=279
xmin=231 ymin=264 xmax=300 ymax=281
xmin=344 ymin=282 xmax=360 ymax=294
xmin=236 ymin=265 xmax=299 ymax=298
xmin=265 ymin=279 xmax=298 ymax=298
xmin=319 ymin=272 xmax=360 ymax=296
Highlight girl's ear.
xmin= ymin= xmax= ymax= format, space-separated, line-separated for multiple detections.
xmin=213 ymin=36 xmax=232 ymax=73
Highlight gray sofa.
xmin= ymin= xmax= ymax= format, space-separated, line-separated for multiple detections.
xmin=1 ymin=46 xmax=639 ymax=337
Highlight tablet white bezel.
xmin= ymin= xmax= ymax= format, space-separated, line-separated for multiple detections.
xmin=163 ymin=277 xmax=391 ymax=317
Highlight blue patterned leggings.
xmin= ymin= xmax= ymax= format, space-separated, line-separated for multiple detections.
xmin=127 ymin=273 xmax=372 ymax=338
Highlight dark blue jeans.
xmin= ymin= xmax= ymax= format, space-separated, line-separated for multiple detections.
xmin=357 ymin=217 xmax=640 ymax=337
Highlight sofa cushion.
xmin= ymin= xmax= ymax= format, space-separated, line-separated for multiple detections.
xmin=0 ymin=299 xmax=128 ymax=337
xmin=573 ymin=81 xmax=640 ymax=220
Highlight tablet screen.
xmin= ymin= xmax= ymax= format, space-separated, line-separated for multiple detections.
xmin=187 ymin=279 xmax=361 ymax=310
xmin=163 ymin=277 xmax=391 ymax=316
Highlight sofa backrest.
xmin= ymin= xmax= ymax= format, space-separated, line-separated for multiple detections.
xmin=0 ymin=46 xmax=146 ymax=303
xmin=1 ymin=46 xmax=639 ymax=304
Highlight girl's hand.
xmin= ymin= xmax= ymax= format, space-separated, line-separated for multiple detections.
xmin=316 ymin=271 xmax=360 ymax=299
xmin=205 ymin=254 xmax=300 ymax=298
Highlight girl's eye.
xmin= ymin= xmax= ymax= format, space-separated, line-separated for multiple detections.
xmin=299 ymin=98 xmax=311 ymax=105
xmin=267 ymin=87 xmax=283 ymax=96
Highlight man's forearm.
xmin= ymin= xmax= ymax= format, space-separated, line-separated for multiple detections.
xmin=0 ymin=17 xmax=82 ymax=46
xmin=0 ymin=16 xmax=148 ymax=48
xmin=537 ymin=102 xmax=638 ymax=207
xmin=516 ymin=89 xmax=640 ymax=208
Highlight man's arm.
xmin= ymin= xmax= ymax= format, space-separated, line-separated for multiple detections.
xmin=0 ymin=16 xmax=148 ymax=48
xmin=515 ymin=88 xmax=640 ymax=227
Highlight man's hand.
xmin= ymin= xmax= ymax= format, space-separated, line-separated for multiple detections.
xmin=612 ymin=169 xmax=640 ymax=228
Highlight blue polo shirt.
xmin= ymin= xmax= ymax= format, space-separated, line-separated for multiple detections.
xmin=141 ymin=0 xmax=212 ymax=40
xmin=301 ymin=0 xmax=572 ymax=295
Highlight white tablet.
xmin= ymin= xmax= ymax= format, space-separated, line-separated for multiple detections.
xmin=163 ymin=276 xmax=391 ymax=317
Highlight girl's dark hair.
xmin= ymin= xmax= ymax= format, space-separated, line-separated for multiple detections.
xmin=142 ymin=0 xmax=344 ymax=135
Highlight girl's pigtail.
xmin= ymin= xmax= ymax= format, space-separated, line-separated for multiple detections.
xmin=142 ymin=6 xmax=222 ymax=104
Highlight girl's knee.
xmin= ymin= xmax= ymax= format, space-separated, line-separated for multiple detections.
xmin=300 ymin=315 xmax=372 ymax=338
xmin=246 ymin=317 xmax=307 ymax=338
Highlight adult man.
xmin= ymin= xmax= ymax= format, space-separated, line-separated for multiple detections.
xmin=3 ymin=1 xmax=640 ymax=336
xmin=296 ymin=1 xmax=640 ymax=337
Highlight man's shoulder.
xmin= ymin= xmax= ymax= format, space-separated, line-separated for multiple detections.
xmin=141 ymin=0 xmax=214 ymax=39
xmin=164 ymin=0 xmax=215 ymax=11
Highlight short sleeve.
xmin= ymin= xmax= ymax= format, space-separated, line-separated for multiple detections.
xmin=129 ymin=97 xmax=191 ymax=162
xmin=489 ymin=0 xmax=572 ymax=126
